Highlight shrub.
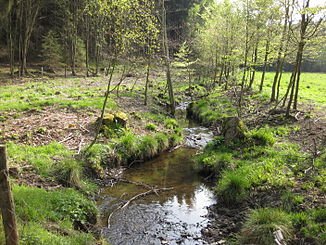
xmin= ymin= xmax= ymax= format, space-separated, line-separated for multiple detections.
xmin=169 ymin=134 xmax=183 ymax=148
xmin=115 ymin=133 xmax=139 ymax=162
xmin=51 ymin=159 xmax=83 ymax=188
xmin=41 ymin=30 xmax=63 ymax=68
xmin=240 ymin=208 xmax=293 ymax=245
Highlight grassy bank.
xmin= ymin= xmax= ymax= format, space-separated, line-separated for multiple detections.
xmin=189 ymin=91 xmax=325 ymax=244
xmin=0 ymin=70 xmax=186 ymax=244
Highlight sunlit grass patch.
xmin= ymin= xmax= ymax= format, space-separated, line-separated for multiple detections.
xmin=254 ymin=72 xmax=326 ymax=106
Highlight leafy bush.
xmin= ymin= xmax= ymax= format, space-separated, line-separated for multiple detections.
xmin=240 ymin=208 xmax=293 ymax=245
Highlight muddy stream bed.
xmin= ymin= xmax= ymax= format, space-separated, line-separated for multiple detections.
xmin=97 ymin=104 xmax=216 ymax=245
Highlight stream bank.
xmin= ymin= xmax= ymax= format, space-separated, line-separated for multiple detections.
xmin=97 ymin=104 xmax=218 ymax=245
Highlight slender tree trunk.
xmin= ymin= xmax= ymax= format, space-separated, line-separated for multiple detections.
xmin=144 ymin=57 xmax=151 ymax=106
xmin=88 ymin=61 xmax=116 ymax=149
xmin=248 ymin=43 xmax=258 ymax=90
xmin=162 ymin=0 xmax=175 ymax=115
xmin=260 ymin=39 xmax=270 ymax=92
xmin=271 ymin=1 xmax=290 ymax=102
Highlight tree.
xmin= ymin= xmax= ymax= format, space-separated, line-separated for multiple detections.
xmin=285 ymin=0 xmax=324 ymax=116
xmin=41 ymin=30 xmax=63 ymax=69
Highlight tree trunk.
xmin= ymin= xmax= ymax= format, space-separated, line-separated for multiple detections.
xmin=271 ymin=1 xmax=290 ymax=102
xmin=162 ymin=0 xmax=175 ymax=115
xmin=144 ymin=57 xmax=151 ymax=106
xmin=259 ymin=39 xmax=270 ymax=92
xmin=0 ymin=145 xmax=19 ymax=245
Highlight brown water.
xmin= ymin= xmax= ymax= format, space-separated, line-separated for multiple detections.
xmin=98 ymin=104 xmax=216 ymax=245
xmin=98 ymin=146 xmax=216 ymax=245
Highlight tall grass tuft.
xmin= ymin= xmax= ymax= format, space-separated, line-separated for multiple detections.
xmin=216 ymin=171 xmax=250 ymax=205
xmin=240 ymin=208 xmax=293 ymax=245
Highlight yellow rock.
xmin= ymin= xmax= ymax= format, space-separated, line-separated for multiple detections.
xmin=115 ymin=112 xmax=128 ymax=121
xmin=104 ymin=113 xmax=115 ymax=121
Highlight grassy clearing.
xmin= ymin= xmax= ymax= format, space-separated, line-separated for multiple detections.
xmin=0 ymin=78 xmax=116 ymax=112
xmin=253 ymin=72 xmax=326 ymax=106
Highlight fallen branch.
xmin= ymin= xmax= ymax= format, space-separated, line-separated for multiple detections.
xmin=77 ymin=138 xmax=84 ymax=154
xmin=58 ymin=133 xmax=73 ymax=143
xmin=78 ymin=124 xmax=90 ymax=133
xmin=107 ymin=187 xmax=173 ymax=228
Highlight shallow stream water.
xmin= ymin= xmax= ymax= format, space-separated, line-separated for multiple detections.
xmin=98 ymin=104 xmax=216 ymax=245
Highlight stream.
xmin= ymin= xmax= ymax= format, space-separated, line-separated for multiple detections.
xmin=98 ymin=103 xmax=216 ymax=245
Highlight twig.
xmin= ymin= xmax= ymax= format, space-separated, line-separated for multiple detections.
xmin=78 ymin=124 xmax=90 ymax=133
xmin=77 ymin=138 xmax=84 ymax=154
xmin=169 ymin=144 xmax=184 ymax=152
xmin=128 ymin=160 xmax=143 ymax=168
xmin=58 ymin=133 xmax=73 ymax=143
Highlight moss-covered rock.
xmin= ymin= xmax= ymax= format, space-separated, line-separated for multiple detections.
xmin=222 ymin=117 xmax=248 ymax=143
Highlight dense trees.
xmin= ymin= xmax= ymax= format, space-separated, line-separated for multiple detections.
xmin=189 ymin=0 xmax=325 ymax=115
xmin=0 ymin=0 xmax=325 ymax=117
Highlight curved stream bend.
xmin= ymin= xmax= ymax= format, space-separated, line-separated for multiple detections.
xmin=98 ymin=105 xmax=215 ymax=245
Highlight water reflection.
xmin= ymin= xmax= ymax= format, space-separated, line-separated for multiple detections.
xmin=99 ymin=147 xmax=216 ymax=245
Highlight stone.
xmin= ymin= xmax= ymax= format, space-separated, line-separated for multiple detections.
xmin=222 ymin=117 xmax=248 ymax=143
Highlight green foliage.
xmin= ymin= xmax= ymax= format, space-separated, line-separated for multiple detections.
xmin=164 ymin=119 xmax=179 ymax=129
xmin=7 ymin=142 xmax=72 ymax=176
xmin=51 ymin=159 xmax=84 ymax=188
xmin=188 ymin=97 xmax=236 ymax=126
xmin=155 ymin=133 xmax=170 ymax=152
xmin=14 ymin=185 xmax=97 ymax=225
xmin=41 ymin=30 xmax=63 ymax=68
xmin=216 ymin=171 xmax=250 ymax=205
xmin=247 ymin=127 xmax=276 ymax=146
xmin=145 ymin=123 xmax=158 ymax=131
xmin=138 ymin=135 xmax=159 ymax=159
xmin=290 ymin=209 xmax=326 ymax=245
xmin=0 ymin=79 xmax=117 ymax=112
xmin=20 ymin=222 xmax=96 ymax=245
xmin=240 ymin=208 xmax=293 ymax=245
xmin=115 ymin=133 xmax=139 ymax=162
xmin=281 ymin=191 xmax=304 ymax=212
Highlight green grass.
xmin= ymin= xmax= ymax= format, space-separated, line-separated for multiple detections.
xmin=254 ymin=72 xmax=326 ymax=106
xmin=240 ymin=208 xmax=293 ymax=245
xmin=0 ymin=78 xmax=117 ymax=112
xmin=0 ymin=185 xmax=98 ymax=245
xmin=7 ymin=142 xmax=72 ymax=176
